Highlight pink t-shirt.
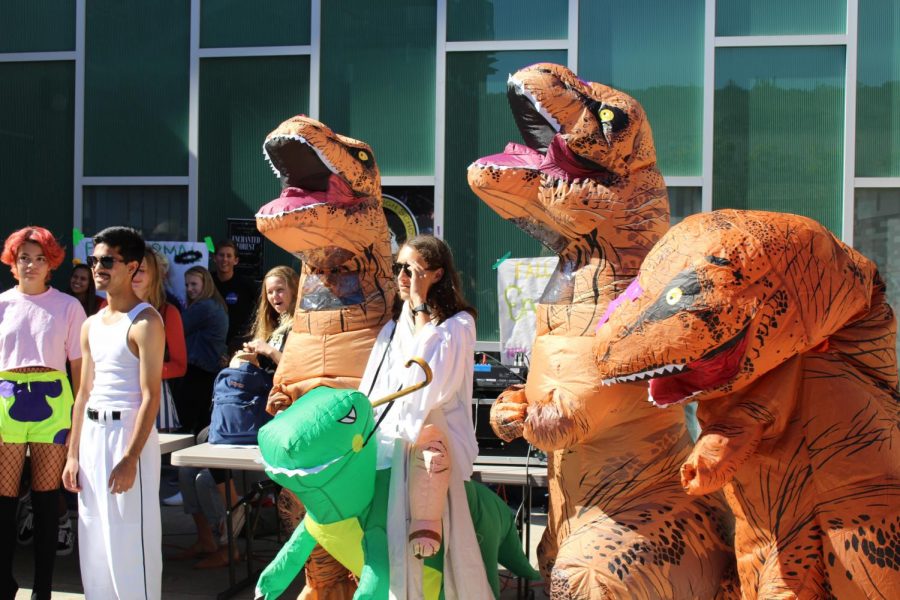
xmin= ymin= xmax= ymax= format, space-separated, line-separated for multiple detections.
xmin=0 ymin=286 xmax=86 ymax=372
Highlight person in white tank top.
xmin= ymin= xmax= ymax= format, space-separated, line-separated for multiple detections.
xmin=62 ymin=227 xmax=166 ymax=600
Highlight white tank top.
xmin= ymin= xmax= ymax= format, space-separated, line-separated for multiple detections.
xmin=88 ymin=302 xmax=156 ymax=410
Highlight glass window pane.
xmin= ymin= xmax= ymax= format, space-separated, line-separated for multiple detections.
xmin=0 ymin=61 xmax=74 ymax=291
xmin=200 ymin=0 xmax=311 ymax=48
xmin=713 ymin=47 xmax=845 ymax=236
xmin=579 ymin=0 xmax=704 ymax=176
xmin=669 ymin=187 xmax=702 ymax=225
xmin=716 ymin=0 xmax=846 ymax=36
xmin=447 ymin=0 xmax=567 ymax=41
xmin=0 ymin=1 xmax=74 ymax=52
xmin=320 ymin=0 xmax=435 ymax=177
xmin=445 ymin=50 xmax=566 ymax=341
xmin=856 ymin=0 xmax=900 ymax=177
xmin=854 ymin=189 xmax=900 ymax=357
xmin=83 ymin=186 xmax=188 ymax=241
xmin=84 ymin=1 xmax=189 ymax=176
xmin=199 ymin=56 xmax=310 ymax=272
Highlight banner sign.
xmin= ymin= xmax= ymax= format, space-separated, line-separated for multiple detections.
xmin=496 ymin=256 xmax=558 ymax=365
xmin=226 ymin=218 xmax=265 ymax=280
xmin=75 ymin=239 xmax=208 ymax=307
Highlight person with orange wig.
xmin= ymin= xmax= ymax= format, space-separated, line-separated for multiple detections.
xmin=0 ymin=226 xmax=86 ymax=599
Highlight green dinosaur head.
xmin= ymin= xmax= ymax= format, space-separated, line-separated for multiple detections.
xmin=258 ymin=386 xmax=377 ymax=520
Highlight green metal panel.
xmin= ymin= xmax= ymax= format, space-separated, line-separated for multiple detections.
xmin=200 ymin=0 xmax=311 ymax=48
xmin=0 ymin=62 xmax=75 ymax=291
xmin=320 ymin=0 xmax=435 ymax=177
xmin=856 ymin=0 xmax=900 ymax=177
xmin=669 ymin=187 xmax=702 ymax=225
xmin=445 ymin=50 xmax=566 ymax=341
xmin=716 ymin=0 xmax=846 ymax=36
xmin=853 ymin=188 xmax=900 ymax=357
xmin=0 ymin=1 xmax=75 ymax=52
xmin=713 ymin=46 xmax=845 ymax=236
xmin=83 ymin=186 xmax=188 ymax=241
xmin=447 ymin=0 xmax=567 ymax=41
xmin=198 ymin=56 xmax=310 ymax=274
xmin=84 ymin=0 xmax=190 ymax=176
xmin=579 ymin=0 xmax=704 ymax=177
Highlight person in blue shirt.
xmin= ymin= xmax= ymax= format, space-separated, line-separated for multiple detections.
xmin=174 ymin=266 xmax=227 ymax=434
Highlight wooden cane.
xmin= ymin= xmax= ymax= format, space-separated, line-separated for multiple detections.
xmin=370 ymin=357 xmax=433 ymax=408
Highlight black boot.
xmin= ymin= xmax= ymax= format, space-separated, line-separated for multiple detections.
xmin=0 ymin=495 xmax=19 ymax=600
xmin=29 ymin=490 xmax=59 ymax=600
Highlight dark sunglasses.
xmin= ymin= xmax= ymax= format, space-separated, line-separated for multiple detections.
xmin=87 ymin=255 xmax=125 ymax=270
xmin=392 ymin=262 xmax=412 ymax=277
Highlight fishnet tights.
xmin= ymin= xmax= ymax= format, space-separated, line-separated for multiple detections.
xmin=0 ymin=443 xmax=66 ymax=497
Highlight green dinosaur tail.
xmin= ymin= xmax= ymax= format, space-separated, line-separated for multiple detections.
xmin=466 ymin=479 xmax=542 ymax=596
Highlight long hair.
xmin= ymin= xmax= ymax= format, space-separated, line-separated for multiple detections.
xmin=249 ymin=266 xmax=299 ymax=342
xmin=139 ymin=248 xmax=167 ymax=312
xmin=184 ymin=265 xmax=227 ymax=311
xmin=69 ymin=263 xmax=99 ymax=315
xmin=404 ymin=235 xmax=477 ymax=324
xmin=2 ymin=226 xmax=66 ymax=280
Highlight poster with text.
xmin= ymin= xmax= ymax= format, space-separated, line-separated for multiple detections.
xmin=496 ymin=256 xmax=558 ymax=365
xmin=226 ymin=218 xmax=265 ymax=280
xmin=75 ymin=239 xmax=208 ymax=308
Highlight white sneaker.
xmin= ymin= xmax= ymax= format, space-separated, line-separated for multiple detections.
xmin=57 ymin=516 xmax=75 ymax=556
xmin=162 ymin=491 xmax=183 ymax=506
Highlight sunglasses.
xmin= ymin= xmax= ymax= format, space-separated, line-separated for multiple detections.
xmin=87 ymin=255 xmax=125 ymax=270
xmin=392 ymin=262 xmax=413 ymax=278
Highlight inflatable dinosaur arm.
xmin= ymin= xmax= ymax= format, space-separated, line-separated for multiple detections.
xmin=512 ymin=334 xmax=610 ymax=451
xmin=255 ymin=518 xmax=317 ymax=600
xmin=489 ymin=384 xmax=527 ymax=442
xmin=357 ymin=525 xmax=389 ymax=599
xmin=682 ymin=355 xmax=803 ymax=495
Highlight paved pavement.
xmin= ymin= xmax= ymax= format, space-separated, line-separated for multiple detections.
xmin=12 ymin=469 xmax=547 ymax=599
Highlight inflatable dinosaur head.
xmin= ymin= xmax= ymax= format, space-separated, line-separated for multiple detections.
xmin=257 ymin=115 xmax=391 ymax=271
xmin=468 ymin=63 xmax=667 ymax=270
xmin=594 ymin=209 xmax=881 ymax=407
xmin=258 ymin=386 xmax=377 ymax=520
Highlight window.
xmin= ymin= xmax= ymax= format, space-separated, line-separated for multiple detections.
xmin=713 ymin=46 xmax=845 ymax=235
xmin=444 ymin=49 xmax=566 ymax=340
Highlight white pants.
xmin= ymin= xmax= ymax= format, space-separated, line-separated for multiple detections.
xmin=77 ymin=408 xmax=161 ymax=599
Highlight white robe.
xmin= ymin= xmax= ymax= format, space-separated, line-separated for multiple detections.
xmin=358 ymin=305 xmax=492 ymax=600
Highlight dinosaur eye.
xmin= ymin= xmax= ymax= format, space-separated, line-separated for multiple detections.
xmin=357 ymin=150 xmax=369 ymax=162
xmin=338 ymin=407 xmax=357 ymax=424
xmin=599 ymin=108 xmax=615 ymax=123
xmin=666 ymin=287 xmax=683 ymax=305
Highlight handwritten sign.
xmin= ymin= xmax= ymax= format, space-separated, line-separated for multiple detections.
xmin=496 ymin=256 xmax=558 ymax=365
xmin=74 ymin=239 xmax=208 ymax=307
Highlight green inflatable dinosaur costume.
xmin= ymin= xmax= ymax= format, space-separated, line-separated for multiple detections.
xmin=254 ymin=386 xmax=540 ymax=599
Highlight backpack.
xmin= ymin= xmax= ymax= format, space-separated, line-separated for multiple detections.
xmin=208 ymin=361 xmax=274 ymax=445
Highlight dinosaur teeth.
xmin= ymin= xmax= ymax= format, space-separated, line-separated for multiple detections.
xmin=601 ymin=363 xmax=686 ymax=386
xmin=262 ymin=134 xmax=340 ymax=180
xmin=508 ymin=75 xmax=561 ymax=133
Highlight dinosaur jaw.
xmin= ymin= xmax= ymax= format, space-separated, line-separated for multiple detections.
xmin=601 ymin=325 xmax=751 ymax=407
xmin=257 ymin=134 xmax=374 ymax=259
xmin=508 ymin=74 xmax=560 ymax=153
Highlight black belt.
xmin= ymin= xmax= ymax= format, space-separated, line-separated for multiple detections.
xmin=87 ymin=408 xmax=121 ymax=421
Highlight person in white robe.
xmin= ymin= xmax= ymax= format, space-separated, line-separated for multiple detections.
xmin=358 ymin=235 xmax=493 ymax=599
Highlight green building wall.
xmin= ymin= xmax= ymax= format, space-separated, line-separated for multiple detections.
xmin=0 ymin=0 xmax=898 ymax=343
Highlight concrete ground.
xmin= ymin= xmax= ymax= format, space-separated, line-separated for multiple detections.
xmin=12 ymin=468 xmax=547 ymax=599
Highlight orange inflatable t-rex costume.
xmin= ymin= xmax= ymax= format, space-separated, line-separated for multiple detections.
xmin=594 ymin=209 xmax=900 ymax=599
xmin=467 ymin=63 xmax=736 ymax=598
xmin=256 ymin=115 xmax=396 ymax=598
